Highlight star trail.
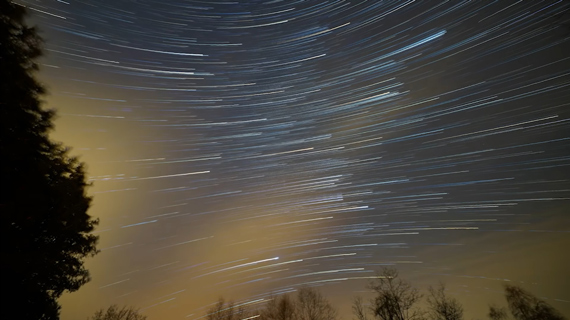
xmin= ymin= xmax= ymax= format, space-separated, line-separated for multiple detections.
xmin=19 ymin=0 xmax=570 ymax=319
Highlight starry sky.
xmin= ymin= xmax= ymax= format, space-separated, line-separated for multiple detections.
xmin=22 ymin=0 xmax=570 ymax=319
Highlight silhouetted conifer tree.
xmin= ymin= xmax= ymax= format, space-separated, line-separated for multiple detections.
xmin=1 ymin=1 xmax=99 ymax=319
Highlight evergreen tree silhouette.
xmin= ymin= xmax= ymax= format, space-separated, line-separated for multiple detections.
xmin=1 ymin=2 xmax=99 ymax=319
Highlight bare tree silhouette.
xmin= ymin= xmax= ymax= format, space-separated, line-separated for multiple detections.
xmin=207 ymin=298 xmax=255 ymax=320
xmin=262 ymin=293 xmax=296 ymax=320
xmin=89 ymin=305 xmax=146 ymax=320
xmin=488 ymin=305 xmax=509 ymax=320
xmin=295 ymin=287 xmax=337 ymax=320
xmin=368 ymin=267 xmax=423 ymax=320
xmin=504 ymin=284 xmax=565 ymax=320
xmin=488 ymin=284 xmax=566 ymax=320
xmin=426 ymin=283 xmax=463 ymax=320
xmin=352 ymin=296 xmax=370 ymax=320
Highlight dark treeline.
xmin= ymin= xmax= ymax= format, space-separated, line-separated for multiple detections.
xmin=194 ymin=267 xmax=565 ymax=320
xmin=82 ymin=266 xmax=567 ymax=320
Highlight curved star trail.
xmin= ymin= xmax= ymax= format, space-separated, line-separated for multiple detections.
xmin=21 ymin=0 xmax=570 ymax=319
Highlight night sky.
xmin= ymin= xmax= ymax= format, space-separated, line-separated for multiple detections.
xmin=22 ymin=0 xmax=570 ymax=319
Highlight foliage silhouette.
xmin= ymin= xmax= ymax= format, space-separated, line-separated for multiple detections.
xmin=488 ymin=284 xmax=566 ymax=320
xmin=488 ymin=305 xmax=509 ymax=320
xmin=1 ymin=1 xmax=99 ymax=319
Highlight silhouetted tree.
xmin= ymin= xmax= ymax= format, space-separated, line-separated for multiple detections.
xmin=368 ymin=267 xmax=423 ymax=320
xmin=426 ymin=283 xmax=463 ymax=320
xmin=504 ymin=284 xmax=565 ymax=320
xmin=262 ymin=293 xmax=296 ymax=320
xmin=487 ymin=284 xmax=566 ymax=320
xmin=352 ymin=296 xmax=370 ymax=320
xmin=207 ymin=298 xmax=234 ymax=320
xmin=89 ymin=305 xmax=147 ymax=320
xmin=295 ymin=287 xmax=337 ymax=320
xmin=207 ymin=298 xmax=255 ymax=320
xmin=211 ymin=287 xmax=336 ymax=320
xmin=488 ymin=305 xmax=508 ymax=320
xmin=1 ymin=1 xmax=99 ymax=319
